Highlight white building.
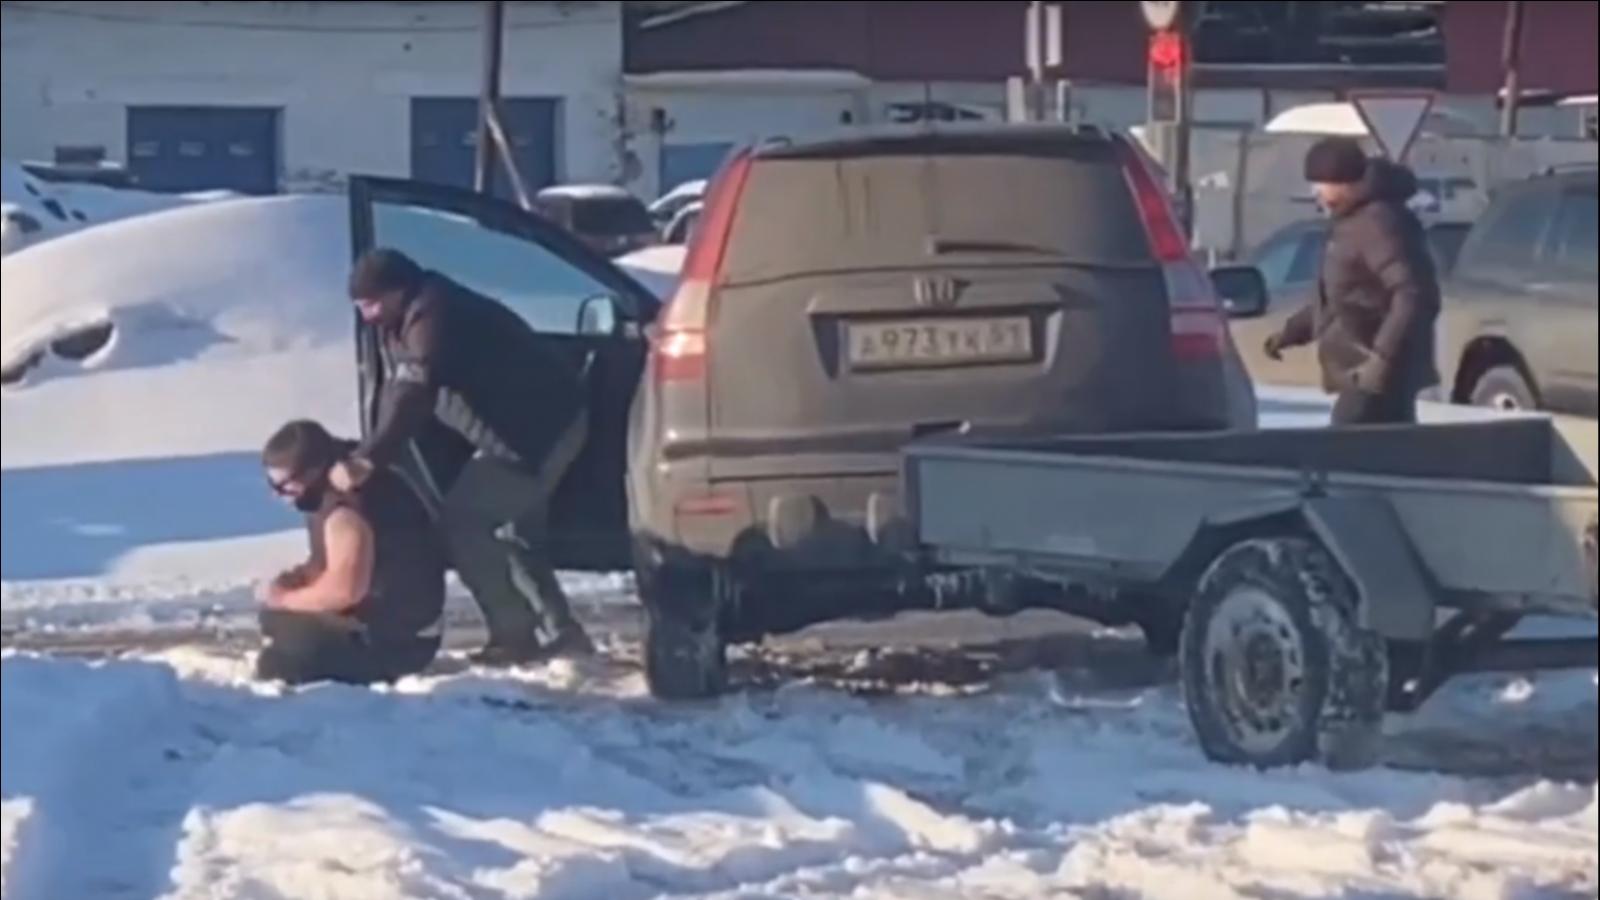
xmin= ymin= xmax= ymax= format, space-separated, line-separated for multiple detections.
xmin=0 ymin=1 xmax=626 ymax=194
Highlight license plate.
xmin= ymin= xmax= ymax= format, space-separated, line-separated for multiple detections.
xmin=847 ymin=317 xmax=1032 ymax=369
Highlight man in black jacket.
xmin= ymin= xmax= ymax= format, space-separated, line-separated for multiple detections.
xmin=1264 ymin=137 xmax=1441 ymax=424
xmin=257 ymin=419 xmax=447 ymax=685
xmin=332 ymin=248 xmax=595 ymax=664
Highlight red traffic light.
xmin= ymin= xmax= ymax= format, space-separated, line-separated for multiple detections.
xmin=1148 ymin=30 xmax=1185 ymax=70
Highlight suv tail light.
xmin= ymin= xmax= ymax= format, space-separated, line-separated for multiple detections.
xmin=652 ymin=153 xmax=753 ymax=383
xmin=1115 ymin=138 xmax=1226 ymax=362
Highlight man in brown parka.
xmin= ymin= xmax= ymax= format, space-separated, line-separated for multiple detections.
xmin=1265 ymin=136 xmax=1441 ymax=424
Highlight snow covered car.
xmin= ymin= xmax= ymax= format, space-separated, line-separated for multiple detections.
xmin=0 ymin=193 xmax=673 ymax=395
xmin=2 ymin=158 xmax=230 ymax=258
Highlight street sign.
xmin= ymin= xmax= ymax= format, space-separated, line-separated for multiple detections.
xmin=1140 ymin=1 xmax=1181 ymax=30
xmin=1349 ymin=91 xmax=1435 ymax=161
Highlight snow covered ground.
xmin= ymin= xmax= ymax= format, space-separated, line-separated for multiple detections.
xmin=2 ymin=185 xmax=1594 ymax=898
xmin=1 ymin=643 xmax=1594 ymax=898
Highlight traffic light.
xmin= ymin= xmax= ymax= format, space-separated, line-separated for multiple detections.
xmin=1147 ymin=30 xmax=1186 ymax=122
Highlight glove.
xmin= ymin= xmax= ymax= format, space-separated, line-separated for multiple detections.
xmin=1263 ymin=332 xmax=1286 ymax=361
xmin=1349 ymin=353 xmax=1389 ymax=394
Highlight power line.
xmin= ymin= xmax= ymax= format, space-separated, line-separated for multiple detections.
xmin=0 ymin=2 xmax=603 ymax=34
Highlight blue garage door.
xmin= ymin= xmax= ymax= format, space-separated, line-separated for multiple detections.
xmin=126 ymin=106 xmax=280 ymax=194
xmin=659 ymin=141 xmax=735 ymax=191
xmin=410 ymin=97 xmax=559 ymax=198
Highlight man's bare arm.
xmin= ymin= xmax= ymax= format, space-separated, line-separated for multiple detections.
xmin=275 ymin=508 xmax=374 ymax=613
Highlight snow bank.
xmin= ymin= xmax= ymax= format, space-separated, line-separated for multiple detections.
xmin=615 ymin=244 xmax=684 ymax=297
xmin=0 ymin=650 xmax=1591 ymax=898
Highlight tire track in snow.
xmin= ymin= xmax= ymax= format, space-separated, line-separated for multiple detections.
xmin=3 ymin=675 xmax=217 ymax=900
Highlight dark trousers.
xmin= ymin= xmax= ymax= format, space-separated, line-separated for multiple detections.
xmin=1330 ymin=385 xmax=1417 ymax=426
xmin=256 ymin=609 xmax=439 ymax=686
xmin=439 ymin=413 xmax=587 ymax=645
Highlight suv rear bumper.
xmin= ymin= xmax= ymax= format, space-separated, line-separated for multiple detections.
xmin=630 ymin=470 xmax=915 ymax=574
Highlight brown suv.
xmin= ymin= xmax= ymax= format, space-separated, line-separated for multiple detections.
xmin=1434 ymin=168 xmax=1597 ymax=415
xmin=628 ymin=125 xmax=1257 ymax=696
xmin=344 ymin=125 xmax=1257 ymax=699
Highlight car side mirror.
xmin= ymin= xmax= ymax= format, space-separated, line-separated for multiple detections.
xmin=1210 ymin=265 xmax=1269 ymax=319
xmin=576 ymin=293 xmax=622 ymax=336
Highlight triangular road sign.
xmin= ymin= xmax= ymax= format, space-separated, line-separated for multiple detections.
xmin=1349 ymin=91 xmax=1435 ymax=161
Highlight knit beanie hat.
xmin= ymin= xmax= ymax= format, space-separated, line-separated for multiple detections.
xmin=1303 ymin=136 xmax=1369 ymax=184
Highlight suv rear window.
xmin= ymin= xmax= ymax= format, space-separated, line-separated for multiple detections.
xmin=720 ymin=136 xmax=1153 ymax=281
xmin=569 ymin=197 xmax=653 ymax=236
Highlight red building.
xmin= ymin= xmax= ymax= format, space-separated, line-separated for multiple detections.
xmin=1443 ymin=2 xmax=1597 ymax=95
xmin=628 ymin=1 xmax=1596 ymax=96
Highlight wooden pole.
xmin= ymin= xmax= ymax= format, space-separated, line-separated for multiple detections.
xmin=1498 ymin=0 xmax=1526 ymax=136
xmin=475 ymin=0 xmax=506 ymax=193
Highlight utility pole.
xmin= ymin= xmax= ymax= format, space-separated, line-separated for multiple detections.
xmin=474 ymin=0 xmax=506 ymax=194
xmin=1498 ymin=0 xmax=1526 ymax=136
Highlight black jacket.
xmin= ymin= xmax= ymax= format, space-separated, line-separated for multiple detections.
xmin=358 ymin=271 xmax=586 ymax=472
xmin=1282 ymin=160 xmax=1441 ymax=394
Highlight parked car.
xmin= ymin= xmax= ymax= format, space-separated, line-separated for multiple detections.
xmin=1433 ymin=167 xmax=1596 ymax=415
xmin=647 ymin=178 xmax=705 ymax=230
xmin=1228 ymin=216 xmax=1473 ymax=389
xmin=346 ymin=123 xmax=1257 ymax=698
xmin=660 ymin=200 xmax=700 ymax=245
xmin=531 ymin=184 xmax=657 ymax=257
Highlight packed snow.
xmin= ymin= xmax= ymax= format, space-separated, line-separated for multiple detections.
xmin=2 ymin=183 xmax=1594 ymax=898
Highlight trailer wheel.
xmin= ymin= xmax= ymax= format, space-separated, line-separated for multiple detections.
xmin=1180 ymin=537 xmax=1387 ymax=770
xmin=638 ymin=564 xmax=728 ymax=701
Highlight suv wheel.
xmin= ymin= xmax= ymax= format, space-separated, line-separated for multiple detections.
xmin=639 ymin=565 xmax=728 ymax=700
xmin=1468 ymin=365 xmax=1537 ymax=412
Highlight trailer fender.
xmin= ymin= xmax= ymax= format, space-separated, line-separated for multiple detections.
xmin=1159 ymin=494 xmax=1439 ymax=641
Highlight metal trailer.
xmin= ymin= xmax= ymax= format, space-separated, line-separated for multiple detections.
xmin=903 ymin=417 xmax=1598 ymax=770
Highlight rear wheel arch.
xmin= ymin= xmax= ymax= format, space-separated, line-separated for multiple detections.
xmin=1450 ymin=336 xmax=1537 ymax=405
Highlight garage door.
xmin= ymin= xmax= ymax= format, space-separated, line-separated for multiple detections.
xmin=126 ymin=106 xmax=280 ymax=194
xmin=409 ymin=97 xmax=559 ymax=197
xmin=659 ymin=141 xmax=734 ymax=191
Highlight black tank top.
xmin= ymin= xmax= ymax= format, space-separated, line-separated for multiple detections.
xmin=306 ymin=469 xmax=446 ymax=639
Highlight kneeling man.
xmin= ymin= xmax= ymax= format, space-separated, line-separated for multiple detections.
xmin=255 ymin=419 xmax=447 ymax=685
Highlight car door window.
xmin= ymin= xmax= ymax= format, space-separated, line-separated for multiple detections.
xmin=1251 ymin=228 xmax=1324 ymax=310
xmin=371 ymin=202 xmax=612 ymax=334
xmin=1544 ymin=190 xmax=1597 ymax=277
xmin=1253 ymin=231 xmax=1310 ymax=287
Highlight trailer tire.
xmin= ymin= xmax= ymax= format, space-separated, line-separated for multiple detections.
xmin=1180 ymin=536 xmax=1387 ymax=770
xmin=638 ymin=565 xmax=728 ymax=701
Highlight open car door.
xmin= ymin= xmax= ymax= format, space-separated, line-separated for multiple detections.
xmin=346 ymin=175 xmax=660 ymax=572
